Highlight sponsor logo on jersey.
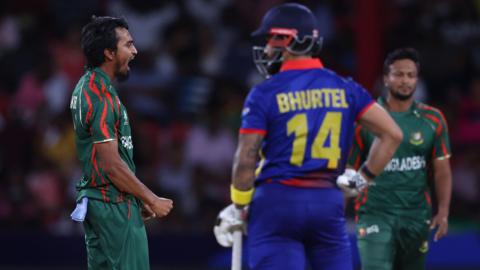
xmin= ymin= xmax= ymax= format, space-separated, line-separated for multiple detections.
xmin=384 ymin=156 xmax=426 ymax=172
xmin=410 ymin=131 xmax=424 ymax=145
xmin=419 ymin=241 xmax=429 ymax=253
xmin=120 ymin=136 xmax=133 ymax=150
xmin=366 ymin=224 xmax=379 ymax=235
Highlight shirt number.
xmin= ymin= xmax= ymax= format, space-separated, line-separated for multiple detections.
xmin=287 ymin=112 xmax=342 ymax=168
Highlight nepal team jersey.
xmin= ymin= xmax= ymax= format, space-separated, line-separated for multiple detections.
xmin=240 ymin=59 xmax=374 ymax=187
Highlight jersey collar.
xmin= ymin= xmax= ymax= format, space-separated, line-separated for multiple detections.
xmin=92 ymin=67 xmax=112 ymax=86
xmin=280 ymin=58 xmax=324 ymax=72
xmin=378 ymin=97 xmax=418 ymax=115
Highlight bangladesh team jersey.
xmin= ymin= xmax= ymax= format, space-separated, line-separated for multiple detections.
xmin=240 ymin=58 xmax=374 ymax=187
xmin=348 ymin=97 xmax=451 ymax=211
xmin=70 ymin=67 xmax=135 ymax=203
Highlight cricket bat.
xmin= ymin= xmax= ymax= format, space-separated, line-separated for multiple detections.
xmin=231 ymin=229 xmax=243 ymax=270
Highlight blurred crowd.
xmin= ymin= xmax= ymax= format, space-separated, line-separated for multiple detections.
xmin=0 ymin=0 xmax=479 ymax=236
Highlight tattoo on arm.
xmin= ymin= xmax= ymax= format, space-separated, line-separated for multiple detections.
xmin=232 ymin=134 xmax=264 ymax=190
xmin=247 ymin=136 xmax=263 ymax=158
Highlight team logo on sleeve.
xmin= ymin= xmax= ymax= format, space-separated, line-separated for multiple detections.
xmin=242 ymin=107 xmax=250 ymax=116
xmin=409 ymin=131 xmax=424 ymax=146
xmin=120 ymin=136 xmax=133 ymax=150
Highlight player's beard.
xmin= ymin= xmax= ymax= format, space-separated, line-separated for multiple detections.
xmin=389 ymin=86 xmax=415 ymax=101
xmin=390 ymin=90 xmax=413 ymax=101
xmin=115 ymin=62 xmax=130 ymax=82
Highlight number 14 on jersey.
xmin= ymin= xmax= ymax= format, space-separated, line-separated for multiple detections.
xmin=287 ymin=112 xmax=342 ymax=169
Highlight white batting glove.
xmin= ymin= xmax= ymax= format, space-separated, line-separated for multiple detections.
xmin=336 ymin=169 xmax=369 ymax=197
xmin=213 ymin=204 xmax=247 ymax=247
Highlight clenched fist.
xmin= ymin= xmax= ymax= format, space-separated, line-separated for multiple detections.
xmin=144 ymin=196 xmax=173 ymax=219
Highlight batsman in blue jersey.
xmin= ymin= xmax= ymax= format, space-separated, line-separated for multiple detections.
xmin=214 ymin=3 xmax=403 ymax=270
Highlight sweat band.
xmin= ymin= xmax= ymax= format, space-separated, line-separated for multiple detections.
xmin=361 ymin=163 xmax=377 ymax=179
xmin=230 ymin=185 xmax=254 ymax=205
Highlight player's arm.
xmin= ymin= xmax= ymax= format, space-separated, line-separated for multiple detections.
xmin=82 ymin=79 xmax=172 ymax=219
xmin=230 ymin=86 xmax=267 ymax=208
xmin=214 ymin=87 xmax=264 ymax=247
xmin=346 ymin=124 xmax=368 ymax=170
xmin=95 ymin=138 xmax=173 ymax=218
xmin=213 ymin=133 xmax=263 ymax=246
xmin=429 ymin=111 xmax=452 ymax=241
xmin=338 ymin=125 xmax=369 ymax=198
xmin=431 ymin=157 xmax=452 ymax=241
xmin=357 ymin=103 xmax=403 ymax=180
xmin=231 ymin=133 xmax=264 ymax=207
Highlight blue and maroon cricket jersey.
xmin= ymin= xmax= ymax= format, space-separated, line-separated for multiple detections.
xmin=240 ymin=58 xmax=374 ymax=187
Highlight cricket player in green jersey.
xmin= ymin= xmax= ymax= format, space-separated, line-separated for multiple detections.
xmin=69 ymin=16 xmax=173 ymax=270
xmin=343 ymin=48 xmax=452 ymax=270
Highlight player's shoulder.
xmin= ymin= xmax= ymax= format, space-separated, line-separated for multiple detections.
xmin=320 ymin=67 xmax=346 ymax=81
xmin=262 ymin=67 xmax=354 ymax=87
xmin=248 ymin=77 xmax=283 ymax=99
xmin=416 ymin=102 xmax=440 ymax=113
xmin=80 ymin=69 xmax=114 ymax=102
xmin=254 ymin=74 xmax=285 ymax=90
xmin=251 ymin=67 xmax=363 ymax=95
xmin=314 ymin=67 xmax=353 ymax=83
xmin=87 ymin=69 xmax=110 ymax=88
xmin=72 ymin=74 xmax=86 ymax=94
xmin=416 ymin=102 xmax=447 ymax=121
xmin=318 ymin=68 xmax=369 ymax=94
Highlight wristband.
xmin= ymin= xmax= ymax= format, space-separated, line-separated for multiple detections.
xmin=361 ymin=164 xmax=377 ymax=179
xmin=230 ymin=185 xmax=254 ymax=205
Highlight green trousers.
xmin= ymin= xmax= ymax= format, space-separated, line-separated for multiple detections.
xmin=356 ymin=209 xmax=430 ymax=270
xmin=83 ymin=199 xmax=150 ymax=270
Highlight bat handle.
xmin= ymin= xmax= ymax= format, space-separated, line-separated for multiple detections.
xmin=231 ymin=230 xmax=243 ymax=270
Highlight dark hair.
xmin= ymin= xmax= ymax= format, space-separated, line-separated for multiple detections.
xmin=383 ymin=47 xmax=420 ymax=75
xmin=81 ymin=16 xmax=129 ymax=68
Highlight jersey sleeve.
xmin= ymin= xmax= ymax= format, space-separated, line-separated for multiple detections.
xmin=347 ymin=79 xmax=375 ymax=121
xmin=347 ymin=124 xmax=368 ymax=170
xmin=82 ymin=78 xmax=117 ymax=143
xmin=239 ymin=86 xmax=268 ymax=136
xmin=430 ymin=111 xmax=451 ymax=159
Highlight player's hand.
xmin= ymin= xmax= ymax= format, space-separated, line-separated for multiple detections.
xmin=214 ymin=204 xmax=248 ymax=247
xmin=146 ymin=196 xmax=173 ymax=218
xmin=336 ymin=169 xmax=369 ymax=197
xmin=430 ymin=211 xmax=448 ymax=242
xmin=141 ymin=204 xmax=156 ymax=221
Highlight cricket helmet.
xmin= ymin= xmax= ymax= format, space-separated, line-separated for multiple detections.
xmin=251 ymin=3 xmax=323 ymax=78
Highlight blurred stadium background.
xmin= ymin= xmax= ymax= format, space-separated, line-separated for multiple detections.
xmin=0 ymin=0 xmax=479 ymax=269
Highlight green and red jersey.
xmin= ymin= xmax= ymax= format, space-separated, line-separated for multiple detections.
xmin=70 ymin=67 xmax=135 ymax=203
xmin=348 ymin=97 xmax=451 ymax=213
